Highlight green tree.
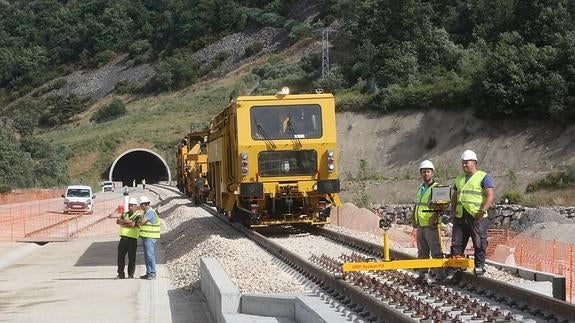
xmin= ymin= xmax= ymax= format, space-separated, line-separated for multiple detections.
xmin=20 ymin=137 xmax=69 ymax=187
xmin=91 ymin=99 xmax=127 ymax=123
xmin=474 ymin=32 xmax=567 ymax=119
xmin=0 ymin=120 xmax=34 ymax=188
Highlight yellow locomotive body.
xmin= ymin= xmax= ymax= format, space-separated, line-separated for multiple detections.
xmin=176 ymin=130 xmax=209 ymax=204
xmin=207 ymin=91 xmax=341 ymax=227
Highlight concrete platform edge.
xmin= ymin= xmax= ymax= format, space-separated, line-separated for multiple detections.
xmin=200 ymin=257 xmax=349 ymax=323
xmin=201 ymin=257 xmax=241 ymax=323
xmin=0 ymin=242 xmax=41 ymax=271
xmin=486 ymin=259 xmax=566 ymax=300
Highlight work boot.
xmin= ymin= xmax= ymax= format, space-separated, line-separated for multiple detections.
xmin=140 ymin=274 xmax=148 ymax=279
xmin=115 ymin=274 xmax=125 ymax=280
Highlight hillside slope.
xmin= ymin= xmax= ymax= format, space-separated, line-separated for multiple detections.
xmin=336 ymin=110 xmax=575 ymax=205
xmin=29 ymin=26 xmax=574 ymax=206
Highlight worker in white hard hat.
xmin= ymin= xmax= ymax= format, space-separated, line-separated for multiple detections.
xmin=138 ymin=195 xmax=161 ymax=280
xmin=412 ymin=160 xmax=445 ymax=282
xmin=445 ymin=149 xmax=495 ymax=281
xmin=115 ymin=197 xmax=142 ymax=279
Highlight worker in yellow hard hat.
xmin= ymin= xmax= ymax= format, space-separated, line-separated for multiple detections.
xmin=412 ymin=160 xmax=445 ymax=282
xmin=115 ymin=197 xmax=142 ymax=279
xmin=445 ymin=150 xmax=495 ymax=281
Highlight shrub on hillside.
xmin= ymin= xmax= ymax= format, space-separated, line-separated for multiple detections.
xmin=143 ymin=56 xmax=200 ymax=92
xmin=526 ymin=164 xmax=575 ymax=192
xmin=502 ymin=190 xmax=523 ymax=204
xmin=93 ymin=50 xmax=116 ymax=67
xmin=115 ymin=81 xmax=144 ymax=94
xmin=244 ymin=42 xmax=264 ymax=57
xmin=425 ymin=137 xmax=437 ymax=150
xmin=0 ymin=183 xmax=11 ymax=194
xmin=314 ymin=66 xmax=348 ymax=92
xmin=336 ymin=92 xmax=375 ymax=112
xmin=256 ymin=12 xmax=285 ymax=28
xmin=91 ymin=99 xmax=126 ymax=123
xmin=379 ymin=74 xmax=470 ymax=112
xmin=288 ymin=22 xmax=312 ymax=43
xmin=252 ymin=62 xmax=308 ymax=94
xmin=39 ymin=94 xmax=89 ymax=127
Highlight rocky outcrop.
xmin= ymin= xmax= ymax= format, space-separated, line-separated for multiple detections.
xmin=190 ymin=27 xmax=289 ymax=78
xmin=53 ymin=55 xmax=154 ymax=101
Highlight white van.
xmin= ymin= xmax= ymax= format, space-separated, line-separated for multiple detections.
xmin=102 ymin=181 xmax=114 ymax=192
xmin=62 ymin=185 xmax=95 ymax=214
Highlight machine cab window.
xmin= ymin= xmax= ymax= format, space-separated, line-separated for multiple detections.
xmin=250 ymin=105 xmax=322 ymax=140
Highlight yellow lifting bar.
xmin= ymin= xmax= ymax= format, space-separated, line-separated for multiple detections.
xmin=341 ymin=195 xmax=474 ymax=274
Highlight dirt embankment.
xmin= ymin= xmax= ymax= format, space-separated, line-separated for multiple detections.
xmin=336 ymin=110 xmax=575 ymax=205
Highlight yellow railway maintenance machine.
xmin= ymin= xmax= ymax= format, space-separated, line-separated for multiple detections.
xmin=341 ymin=186 xmax=474 ymax=276
xmin=207 ymin=87 xmax=341 ymax=228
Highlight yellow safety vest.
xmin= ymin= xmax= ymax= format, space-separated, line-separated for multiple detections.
xmin=119 ymin=211 xmax=141 ymax=238
xmin=455 ymin=170 xmax=487 ymax=218
xmin=414 ymin=182 xmax=438 ymax=226
xmin=140 ymin=208 xmax=161 ymax=239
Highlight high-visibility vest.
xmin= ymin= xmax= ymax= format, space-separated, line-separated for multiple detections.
xmin=119 ymin=211 xmax=141 ymax=238
xmin=455 ymin=170 xmax=487 ymax=218
xmin=140 ymin=208 xmax=161 ymax=239
xmin=414 ymin=182 xmax=438 ymax=226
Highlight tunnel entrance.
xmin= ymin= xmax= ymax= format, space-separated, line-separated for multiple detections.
xmin=109 ymin=149 xmax=171 ymax=186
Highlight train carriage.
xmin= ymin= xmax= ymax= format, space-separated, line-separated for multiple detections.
xmin=176 ymin=130 xmax=210 ymax=204
xmin=207 ymin=89 xmax=341 ymax=227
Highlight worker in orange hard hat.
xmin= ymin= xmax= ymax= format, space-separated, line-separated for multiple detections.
xmin=445 ymin=150 xmax=495 ymax=282
xmin=115 ymin=198 xmax=142 ymax=279
xmin=412 ymin=160 xmax=445 ymax=282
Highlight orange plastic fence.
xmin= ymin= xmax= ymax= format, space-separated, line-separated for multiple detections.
xmin=0 ymin=197 xmax=123 ymax=241
xmin=0 ymin=188 xmax=65 ymax=205
xmin=487 ymin=229 xmax=575 ymax=303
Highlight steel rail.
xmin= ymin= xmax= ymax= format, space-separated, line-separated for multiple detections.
xmin=198 ymin=204 xmax=416 ymax=322
xmin=315 ymin=226 xmax=575 ymax=322
xmin=153 ymin=184 xmax=575 ymax=322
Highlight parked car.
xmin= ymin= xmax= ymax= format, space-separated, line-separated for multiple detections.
xmin=102 ymin=181 xmax=114 ymax=192
xmin=62 ymin=185 xmax=95 ymax=214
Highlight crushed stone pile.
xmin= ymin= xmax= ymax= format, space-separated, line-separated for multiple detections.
xmin=509 ymin=208 xmax=575 ymax=245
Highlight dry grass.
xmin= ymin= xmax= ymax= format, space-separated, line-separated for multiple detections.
xmin=521 ymin=187 xmax=575 ymax=207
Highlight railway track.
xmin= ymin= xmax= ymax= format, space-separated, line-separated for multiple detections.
xmin=148 ymin=185 xmax=575 ymax=322
xmin=196 ymin=205 xmax=574 ymax=322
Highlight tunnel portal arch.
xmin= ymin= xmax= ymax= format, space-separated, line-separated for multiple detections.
xmin=109 ymin=149 xmax=171 ymax=186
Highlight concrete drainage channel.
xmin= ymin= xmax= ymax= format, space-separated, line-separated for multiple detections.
xmin=200 ymin=257 xmax=356 ymax=323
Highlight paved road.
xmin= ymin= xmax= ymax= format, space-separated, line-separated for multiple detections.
xmin=0 ymin=222 xmax=213 ymax=322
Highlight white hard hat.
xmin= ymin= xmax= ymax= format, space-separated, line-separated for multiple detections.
xmin=128 ymin=198 xmax=139 ymax=205
xmin=419 ymin=160 xmax=435 ymax=170
xmin=461 ymin=149 xmax=477 ymax=161
xmin=139 ymin=195 xmax=151 ymax=204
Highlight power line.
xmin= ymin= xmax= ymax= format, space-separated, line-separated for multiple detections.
xmin=321 ymin=28 xmax=334 ymax=80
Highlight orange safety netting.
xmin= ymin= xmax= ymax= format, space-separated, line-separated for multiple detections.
xmin=0 ymin=188 xmax=65 ymax=205
xmin=486 ymin=228 xmax=575 ymax=303
xmin=0 ymin=197 xmax=124 ymax=241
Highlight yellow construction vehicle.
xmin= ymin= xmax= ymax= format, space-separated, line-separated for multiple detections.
xmin=176 ymin=130 xmax=209 ymax=205
xmin=207 ymin=88 xmax=341 ymax=227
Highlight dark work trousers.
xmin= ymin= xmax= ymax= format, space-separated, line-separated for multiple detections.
xmin=117 ymin=236 xmax=138 ymax=277
xmin=450 ymin=215 xmax=489 ymax=268
xmin=416 ymin=226 xmax=445 ymax=279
